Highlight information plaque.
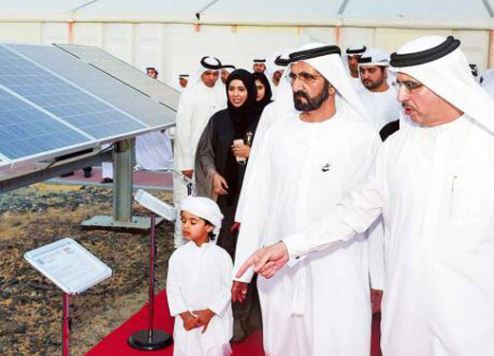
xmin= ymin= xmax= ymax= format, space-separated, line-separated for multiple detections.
xmin=135 ymin=189 xmax=176 ymax=222
xmin=24 ymin=237 xmax=112 ymax=295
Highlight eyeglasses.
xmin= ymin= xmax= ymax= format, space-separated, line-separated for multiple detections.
xmin=392 ymin=80 xmax=424 ymax=94
xmin=287 ymin=71 xmax=323 ymax=84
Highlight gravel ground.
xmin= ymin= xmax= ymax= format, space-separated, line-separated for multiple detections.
xmin=0 ymin=183 xmax=175 ymax=355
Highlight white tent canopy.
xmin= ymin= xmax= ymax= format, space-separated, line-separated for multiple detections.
xmin=195 ymin=0 xmax=342 ymax=26
xmin=0 ymin=0 xmax=492 ymax=88
xmin=0 ymin=0 xmax=492 ymax=28
xmin=71 ymin=0 xmax=209 ymax=23
xmin=341 ymin=0 xmax=493 ymax=29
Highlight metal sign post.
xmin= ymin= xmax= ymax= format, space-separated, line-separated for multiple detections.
xmin=128 ymin=212 xmax=173 ymax=350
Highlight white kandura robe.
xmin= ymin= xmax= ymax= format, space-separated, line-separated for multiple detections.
xmin=100 ymin=131 xmax=173 ymax=180
xmin=235 ymin=82 xmax=298 ymax=223
xmin=358 ymin=85 xmax=401 ymax=290
xmin=481 ymin=80 xmax=494 ymax=99
xmin=357 ymin=86 xmax=401 ymax=131
xmin=167 ymin=241 xmax=233 ymax=356
xmin=173 ymin=82 xmax=226 ymax=247
xmin=284 ymin=115 xmax=494 ymax=356
xmin=349 ymin=75 xmax=364 ymax=90
xmin=235 ymin=102 xmax=279 ymax=222
xmin=233 ymin=104 xmax=380 ymax=356
xmin=135 ymin=130 xmax=173 ymax=170
xmin=174 ymin=81 xmax=226 ymax=172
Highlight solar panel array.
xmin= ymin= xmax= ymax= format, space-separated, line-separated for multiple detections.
xmin=55 ymin=44 xmax=180 ymax=111
xmin=0 ymin=43 xmax=176 ymax=166
xmin=0 ymin=88 xmax=92 ymax=160
xmin=9 ymin=44 xmax=176 ymax=128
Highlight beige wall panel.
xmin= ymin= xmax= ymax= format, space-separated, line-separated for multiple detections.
xmin=0 ymin=22 xmax=41 ymax=43
xmin=102 ymin=23 xmax=133 ymax=64
xmin=73 ymin=23 xmax=103 ymax=46
xmin=41 ymin=22 xmax=69 ymax=44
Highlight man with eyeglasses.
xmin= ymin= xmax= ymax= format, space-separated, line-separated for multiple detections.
xmin=232 ymin=43 xmax=380 ymax=355
xmin=173 ymin=56 xmax=226 ymax=247
xmin=237 ymin=36 xmax=494 ymax=356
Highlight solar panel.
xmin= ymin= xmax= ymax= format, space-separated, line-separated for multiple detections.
xmin=8 ymin=44 xmax=175 ymax=129
xmin=55 ymin=44 xmax=180 ymax=111
xmin=0 ymin=44 xmax=148 ymax=142
xmin=0 ymin=86 xmax=95 ymax=162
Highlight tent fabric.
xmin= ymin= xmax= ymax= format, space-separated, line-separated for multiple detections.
xmin=341 ymin=0 xmax=493 ymax=29
xmin=0 ymin=0 xmax=87 ymax=21
xmin=0 ymin=0 xmax=492 ymax=29
xmin=71 ymin=0 xmax=210 ymax=23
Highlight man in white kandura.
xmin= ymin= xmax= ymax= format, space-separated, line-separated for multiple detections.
xmin=232 ymin=43 xmax=380 ymax=356
xmin=252 ymin=58 xmax=267 ymax=74
xmin=357 ymin=48 xmax=401 ymax=312
xmin=345 ymin=44 xmax=366 ymax=89
xmin=173 ymin=56 xmax=226 ymax=247
xmin=357 ymin=48 xmax=401 ymax=132
xmin=237 ymin=35 xmax=494 ymax=356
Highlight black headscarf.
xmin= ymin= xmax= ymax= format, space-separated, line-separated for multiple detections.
xmin=252 ymin=72 xmax=273 ymax=111
xmin=225 ymin=69 xmax=258 ymax=139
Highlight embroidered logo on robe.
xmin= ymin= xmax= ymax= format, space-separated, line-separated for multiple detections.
xmin=321 ymin=163 xmax=331 ymax=172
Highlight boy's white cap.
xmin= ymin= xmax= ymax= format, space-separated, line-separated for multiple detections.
xmin=358 ymin=48 xmax=390 ymax=67
xmin=180 ymin=196 xmax=224 ymax=236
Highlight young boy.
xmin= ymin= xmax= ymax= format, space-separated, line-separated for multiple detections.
xmin=166 ymin=196 xmax=233 ymax=356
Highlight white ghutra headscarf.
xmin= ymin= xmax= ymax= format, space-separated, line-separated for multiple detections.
xmin=390 ymin=35 xmax=494 ymax=136
xmin=180 ymin=196 xmax=224 ymax=237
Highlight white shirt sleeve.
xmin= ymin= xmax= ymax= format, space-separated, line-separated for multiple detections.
xmin=166 ymin=253 xmax=188 ymax=316
xmin=283 ymin=139 xmax=386 ymax=258
xmin=209 ymin=251 xmax=233 ymax=317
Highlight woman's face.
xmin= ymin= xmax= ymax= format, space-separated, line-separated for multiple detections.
xmin=228 ymin=79 xmax=248 ymax=108
xmin=255 ymin=79 xmax=266 ymax=102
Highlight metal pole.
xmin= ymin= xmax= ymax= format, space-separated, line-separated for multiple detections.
xmin=62 ymin=293 xmax=70 ymax=356
xmin=127 ymin=211 xmax=172 ymax=350
xmin=148 ymin=212 xmax=156 ymax=339
xmin=113 ymin=139 xmax=134 ymax=222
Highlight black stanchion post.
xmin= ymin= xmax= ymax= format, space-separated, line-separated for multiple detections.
xmin=128 ymin=212 xmax=172 ymax=350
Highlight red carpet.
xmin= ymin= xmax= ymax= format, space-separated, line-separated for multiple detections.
xmin=86 ymin=290 xmax=264 ymax=355
xmin=87 ymin=290 xmax=381 ymax=356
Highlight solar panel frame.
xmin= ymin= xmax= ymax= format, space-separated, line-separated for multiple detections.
xmin=8 ymin=44 xmax=176 ymax=131
xmin=0 ymin=80 xmax=99 ymax=165
xmin=0 ymin=44 xmax=154 ymax=145
xmin=54 ymin=43 xmax=180 ymax=112
xmin=0 ymin=42 xmax=179 ymax=168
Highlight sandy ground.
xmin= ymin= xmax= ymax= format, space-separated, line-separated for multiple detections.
xmin=0 ymin=183 xmax=174 ymax=355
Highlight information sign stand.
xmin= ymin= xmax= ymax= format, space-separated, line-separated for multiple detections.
xmin=24 ymin=238 xmax=112 ymax=356
xmin=128 ymin=190 xmax=174 ymax=350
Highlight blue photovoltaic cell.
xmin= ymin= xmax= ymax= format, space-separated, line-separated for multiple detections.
xmin=56 ymin=44 xmax=180 ymax=112
xmin=0 ymin=88 xmax=92 ymax=160
xmin=0 ymin=45 xmax=146 ymax=140
xmin=9 ymin=44 xmax=175 ymax=129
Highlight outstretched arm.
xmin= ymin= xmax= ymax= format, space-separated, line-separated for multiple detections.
xmin=236 ymin=137 xmax=386 ymax=280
